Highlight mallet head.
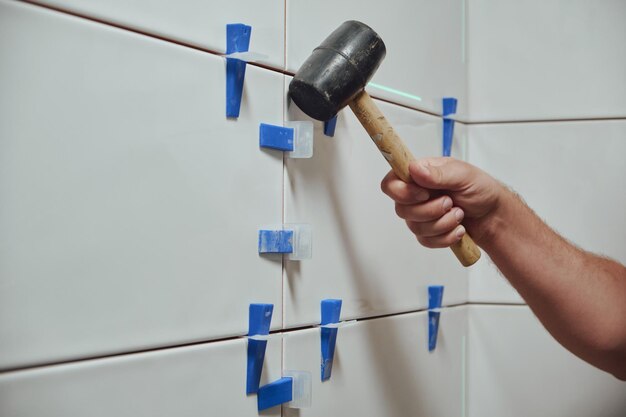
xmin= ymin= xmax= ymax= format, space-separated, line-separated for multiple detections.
xmin=289 ymin=20 xmax=386 ymax=121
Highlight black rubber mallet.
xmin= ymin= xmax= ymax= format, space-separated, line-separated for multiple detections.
xmin=289 ymin=20 xmax=481 ymax=267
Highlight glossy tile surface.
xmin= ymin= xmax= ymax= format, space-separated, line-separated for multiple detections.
xmin=286 ymin=0 xmax=468 ymax=116
xmin=467 ymin=120 xmax=626 ymax=303
xmin=468 ymin=305 xmax=626 ymax=416
xmin=283 ymin=307 xmax=468 ymax=417
xmin=36 ymin=0 xmax=285 ymax=68
xmin=0 ymin=0 xmax=283 ymax=369
xmin=284 ymin=82 xmax=469 ymax=328
xmin=467 ymin=0 xmax=626 ymax=121
xmin=0 ymin=337 xmax=282 ymax=417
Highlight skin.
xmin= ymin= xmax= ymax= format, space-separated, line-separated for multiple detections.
xmin=381 ymin=157 xmax=626 ymax=380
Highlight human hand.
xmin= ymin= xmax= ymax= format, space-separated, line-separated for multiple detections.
xmin=381 ymin=157 xmax=504 ymax=248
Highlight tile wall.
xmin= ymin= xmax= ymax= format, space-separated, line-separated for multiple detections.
xmin=1 ymin=0 xmax=624 ymax=415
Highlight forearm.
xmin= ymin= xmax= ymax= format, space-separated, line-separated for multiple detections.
xmin=383 ymin=158 xmax=626 ymax=377
xmin=478 ymin=188 xmax=626 ymax=379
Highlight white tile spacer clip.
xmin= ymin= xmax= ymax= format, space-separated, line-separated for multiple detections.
xmin=283 ymin=370 xmax=312 ymax=409
xmin=319 ymin=320 xmax=357 ymax=329
xmin=285 ymin=121 xmax=314 ymax=158
xmin=223 ymin=51 xmax=269 ymax=63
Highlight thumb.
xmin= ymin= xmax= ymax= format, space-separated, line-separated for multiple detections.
xmin=408 ymin=157 xmax=472 ymax=191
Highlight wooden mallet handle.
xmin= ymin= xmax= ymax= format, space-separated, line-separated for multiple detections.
xmin=348 ymin=90 xmax=481 ymax=267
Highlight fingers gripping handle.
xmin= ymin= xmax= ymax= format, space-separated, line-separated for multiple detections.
xmin=348 ymin=91 xmax=481 ymax=267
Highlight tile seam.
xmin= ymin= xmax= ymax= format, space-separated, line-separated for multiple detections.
xmin=16 ymin=1 xmax=626 ymax=125
xmin=0 ymin=302 xmax=525 ymax=375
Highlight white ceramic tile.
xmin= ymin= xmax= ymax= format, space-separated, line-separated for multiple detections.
xmin=467 ymin=120 xmax=626 ymax=303
xmin=0 ymin=1 xmax=283 ymax=369
xmin=468 ymin=305 xmax=626 ymax=416
xmin=283 ymin=307 xmax=468 ymax=417
xmin=0 ymin=337 xmax=281 ymax=417
xmin=36 ymin=0 xmax=285 ymax=69
xmin=286 ymin=0 xmax=467 ymax=117
xmin=284 ymin=83 xmax=469 ymax=328
xmin=467 ymin=0 xmax=626 ymax=121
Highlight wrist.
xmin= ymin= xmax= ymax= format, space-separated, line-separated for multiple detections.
xmin=470 ymin=182 xmax=515 ymax=250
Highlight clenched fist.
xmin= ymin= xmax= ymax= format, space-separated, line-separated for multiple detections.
xmin=381 ymin=157 xmax=504 ymax=248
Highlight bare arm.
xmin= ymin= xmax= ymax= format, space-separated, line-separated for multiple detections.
xmin=381 ymin=157 xmax=626 ymax=379
xmin=482 ymin=188 xmax=626 ymax=379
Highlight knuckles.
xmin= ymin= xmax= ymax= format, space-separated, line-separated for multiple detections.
xmin=416 ymin=236 xmax=438 ymax=248
xmin=414 ymin=225 xmax=461 ymax=249
xmin=382 ymin=180 xmax=406 ymax=202
xmin=394 ymin=203 xmax=406 ymax=219
xmin=395 ymin=200 xmax=445 ymax=222
xmin=407 ymin=217 xmax=456 ymax=240
xmin=380 ymin=177 xmax=391 ymax=195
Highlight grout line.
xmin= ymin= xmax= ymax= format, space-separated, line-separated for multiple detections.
xmin=0 ymin=302 xmax=519 ymax=375
xmin=464 ymin=116 xmax=626 ymax=125
xmin=279 ymin=302 xmax=475 ymax=333
xmin=18 ymin=0 xmax=444 ymax=120
xmin=281 ymin=0 xmax=288 ymax=380
xmin=351 ymin=301 xmax=469 ymax=323
xmin=372 ymin=95 xmax=443 ymax=118
xmin=277 ymin=302 xmax=472 ymax=333
xmin=467 ymin=302 xmax=527 ymax=306
xmin=0 ymin=333 xmax=249 ymax=375
xmin=17 ymin=1 xmax=626 ymax=126
xmin=17 ymin=0 xmax=289 ymax=74
xmin=461 ymin=334 xmax=467 ymax=417
xmin=18 ymin=0 xmax=211 ymax=53
xmin=283 ymin=0 xmax=287 ymax=70
xmin=461 ymin=0 xmax=466 ymax=64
